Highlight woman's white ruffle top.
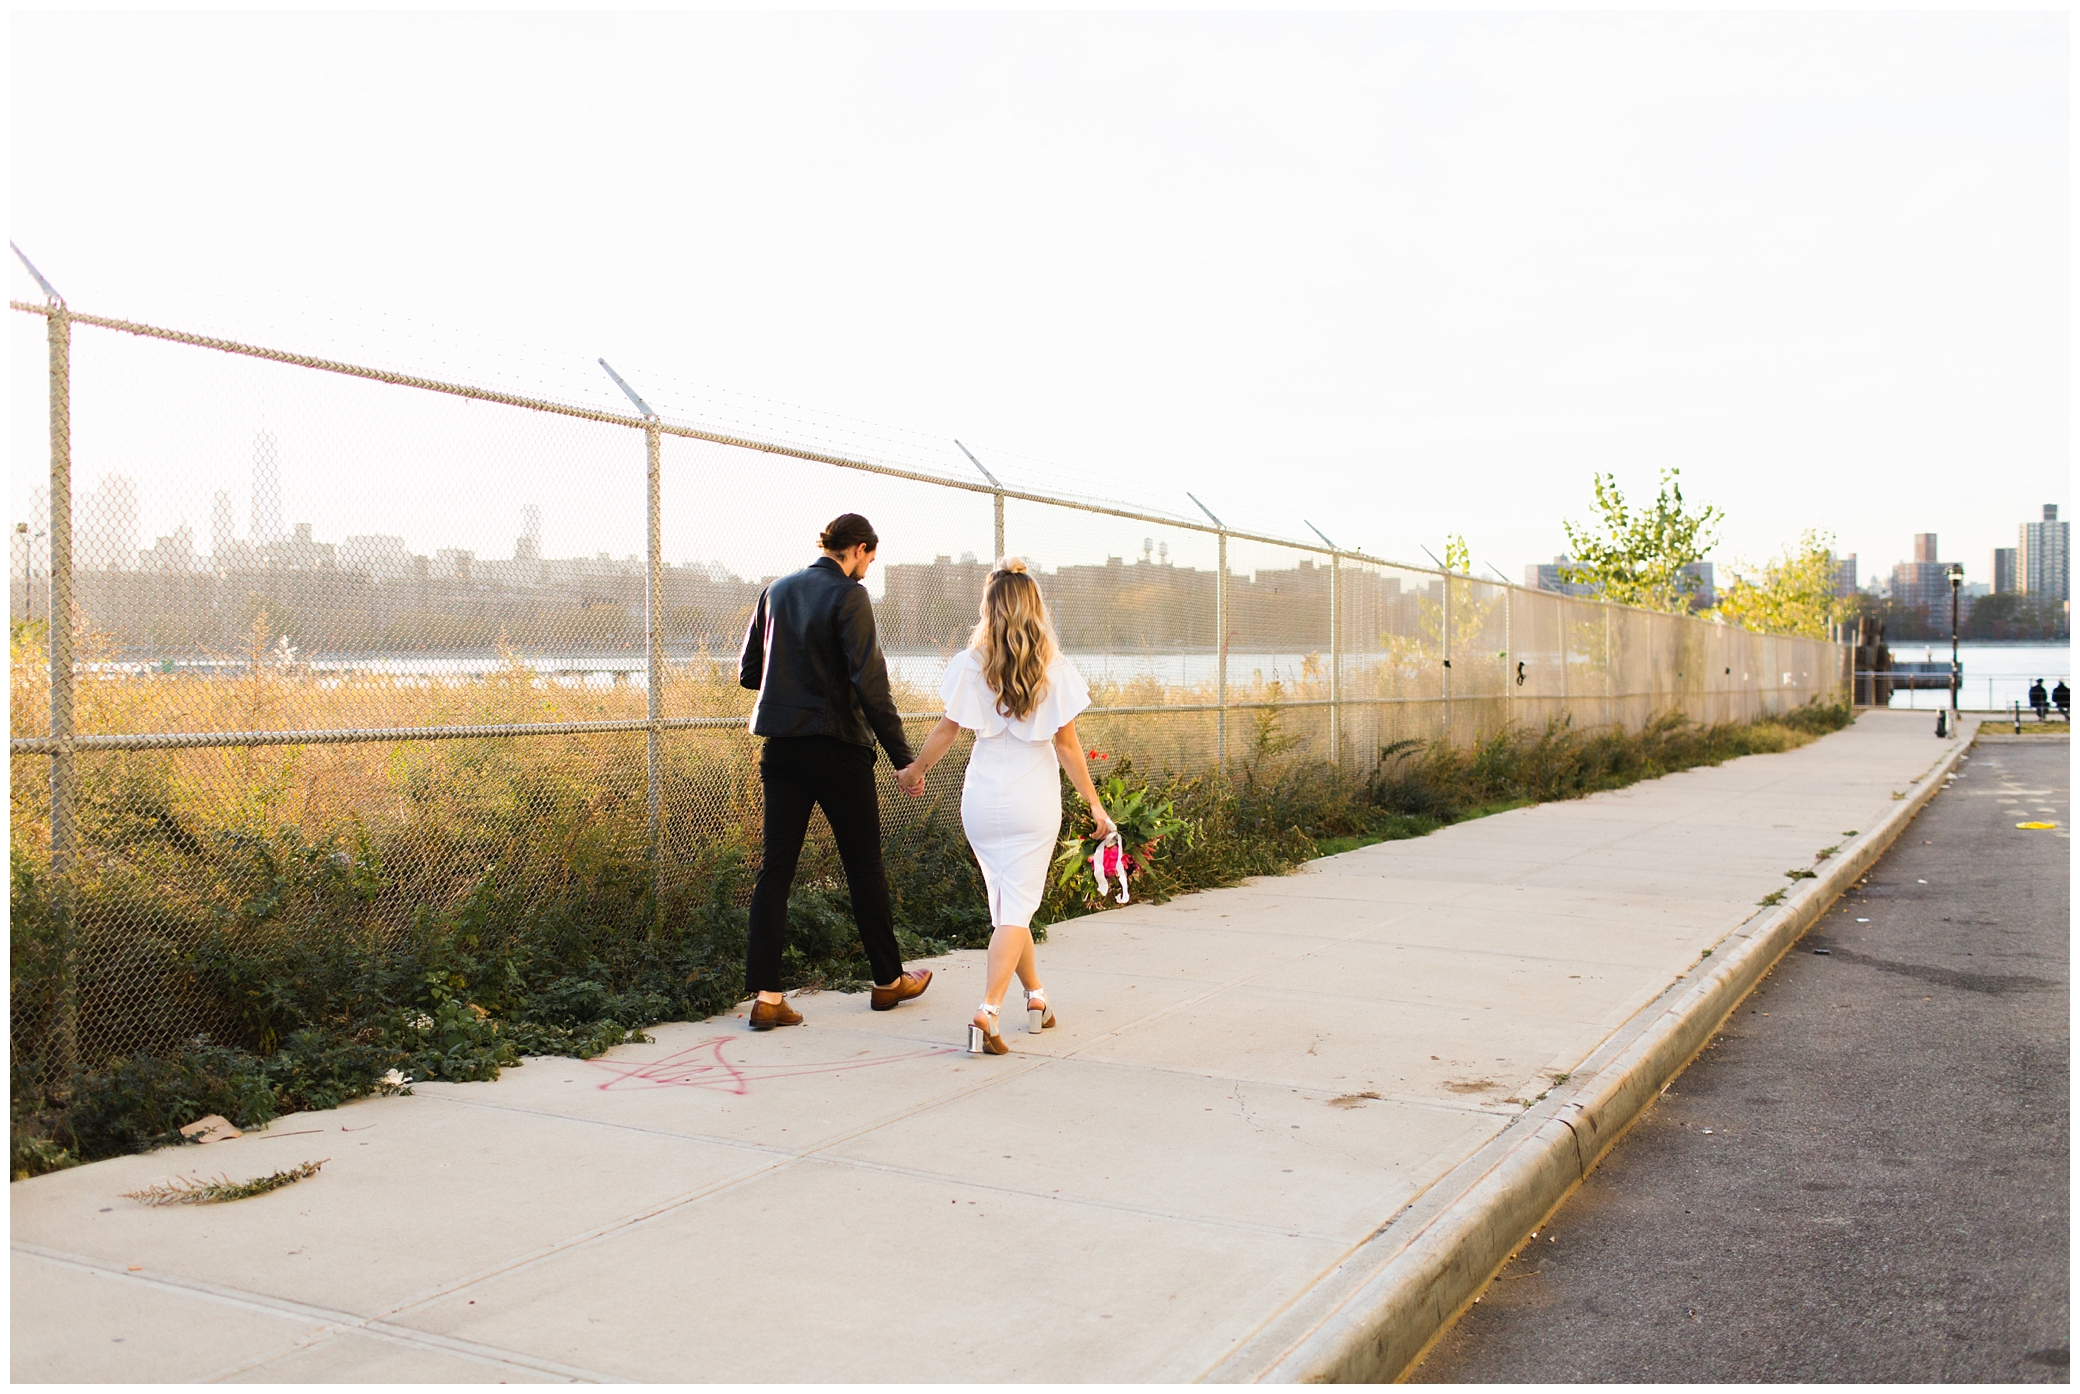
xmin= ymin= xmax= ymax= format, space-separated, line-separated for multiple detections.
xmin=939 ymin=648 xmax=1091 ymax=743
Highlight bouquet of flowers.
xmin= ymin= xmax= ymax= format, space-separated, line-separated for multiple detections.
xmin=1053 ymin=757 xmax=1197 ymax=907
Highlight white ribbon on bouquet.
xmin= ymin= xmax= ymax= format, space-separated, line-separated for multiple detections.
xmin=1089 ymin=830 xmax=1130 ymax=905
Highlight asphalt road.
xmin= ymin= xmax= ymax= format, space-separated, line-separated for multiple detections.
xmin=1414 ymin=737 xmax=2070 ymax=1383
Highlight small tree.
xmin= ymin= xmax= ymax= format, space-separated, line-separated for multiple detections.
xmin=1560 ymin=469 xmax=1722 ymax=613
xmin=1715 ymin=529 xmax=1845 ymax=639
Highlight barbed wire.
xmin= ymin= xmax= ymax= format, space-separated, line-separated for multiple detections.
xmin=7 ymin=300 xmax=1397 ymax=566
xmin=2 ymin=266 xmax=1343 ymax=550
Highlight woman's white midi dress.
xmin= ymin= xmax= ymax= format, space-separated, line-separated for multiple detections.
xmin=940 ymin=650 xmax=1091 ymax=929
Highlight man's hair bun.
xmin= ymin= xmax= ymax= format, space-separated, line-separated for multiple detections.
xmin=819 ymin=514 xmax=879 ymax=553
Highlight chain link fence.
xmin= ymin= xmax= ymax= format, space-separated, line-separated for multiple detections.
xmin=9 ymin=292 xmax=1849 ymax=1089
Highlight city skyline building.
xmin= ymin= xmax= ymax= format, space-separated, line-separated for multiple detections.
xmin=1682 ymin=561 xmax=1715 ymax=610
xmin=211 ymin=489 xmax=237 ymax=558
xmin=2020 ymin=503 xmax=2068 ymax=601
xmin=21 ymin=450 xmax=2061 ymax=650
xmin=341 ymin=534 xmax=413 ymax=582
xmin=250 ymin=430 xmax=283 ymax=546
xmin=142 ymin=523 xmax=198 ymax=573
xmin=277 ymin=522 xmax=335 ymax=571
xmin=1524 ymin=556 xmax=1598 ymax=599
xmin=78 ymin=475 xmax=140 ymax=572
xmin=1890 ymin=530 xmax=1955 ymax=627
xmin=1833 ymin=552 xmax=1858 ymax=599
xmin=1886 ymin=528 xmax=2011 ymax=629
xmin=1993 ymin=546 xmax=2018 ymax=594
xmin=516 ymin=504 xmax=542 ymax=563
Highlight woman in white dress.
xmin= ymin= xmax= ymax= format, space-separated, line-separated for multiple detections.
xmin=895 ymin=559 xmax=1115 ymax=1055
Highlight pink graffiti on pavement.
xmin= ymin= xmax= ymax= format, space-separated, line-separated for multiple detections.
xmin=585 ymin=1035 xmax=960 ymax=1095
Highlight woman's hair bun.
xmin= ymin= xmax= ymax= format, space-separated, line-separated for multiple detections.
xmin=995 ymin=556 xmax=1029 ymax=575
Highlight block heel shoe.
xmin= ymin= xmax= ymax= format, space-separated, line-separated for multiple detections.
xmin=967 ymin=1003 xmax=1010 ymax=1056
xmin=1025 ymin=986 xmax=1056 ymax=1035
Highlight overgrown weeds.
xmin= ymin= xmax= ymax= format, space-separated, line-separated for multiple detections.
xmin=11 ymin=695 xmax=1850 ymax=1179
xmin=1365 ymin=705 xmax=1849 ymax=824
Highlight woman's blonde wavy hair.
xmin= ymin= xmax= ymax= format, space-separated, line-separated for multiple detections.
xmin=969 ymin=558 xmax=1059 ymax=722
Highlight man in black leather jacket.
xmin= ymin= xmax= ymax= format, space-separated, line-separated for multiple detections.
xmin=736 ymin=513 xmax=931 ymax=1028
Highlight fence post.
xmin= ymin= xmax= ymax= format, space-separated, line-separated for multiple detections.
xmin=1189 ymin=493 xmax=1229 ymax=764
xmin=1441 ymin=571 xmax=1452 ymax=744
xmin=955 ymin=441 xmax=1006 ymax=562
xmin=1216 ymin=531 xmax=1228 ymax=762
xmin=1503 ymin=585 xmax=1513 ymax=729
xmin=598 ymin=359 xmax=666 ymax=925
xmin=1328 ymin=550 xmax=1341 ymax=766
xmin=645 ymin=420 xmax=663 ymax=912
xmin=46 ymin=302 xmax=77 ymax=1079
xmin=1604 ymin=602 xmax=1614 ymax=727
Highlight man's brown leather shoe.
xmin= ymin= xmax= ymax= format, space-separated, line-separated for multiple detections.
xmin=747 ymin=997 xmax=803 ymax=1030
xmin=870 ymin=968 xmax=931 ymax=1011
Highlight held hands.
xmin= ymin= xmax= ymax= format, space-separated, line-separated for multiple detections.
xmin=895 ymin=763 xmax=926 ymax=797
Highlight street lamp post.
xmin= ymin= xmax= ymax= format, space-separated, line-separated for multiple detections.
xmin=1948 ymin=562 xmax=1964 ymax=716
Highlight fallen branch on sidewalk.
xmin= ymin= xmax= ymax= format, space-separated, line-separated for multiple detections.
xmin=122 ymin=1158 xmax=327 ymax=1207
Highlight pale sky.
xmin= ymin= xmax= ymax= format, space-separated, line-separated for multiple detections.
xmin=9 ymin=10 xmax=2070 ymax=592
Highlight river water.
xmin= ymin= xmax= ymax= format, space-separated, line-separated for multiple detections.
xmin=1881 ymin=641 xmax=2071 ymax=712
xmin=106 ymin=640 xmax=2067 ymax=714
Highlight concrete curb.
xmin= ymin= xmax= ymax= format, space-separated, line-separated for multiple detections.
xmin=1246 ymin=724 xmax=1976 ymax=1384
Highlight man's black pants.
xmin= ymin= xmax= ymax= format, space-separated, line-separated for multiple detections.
xmin=745 ymin=735 xmax=903 ymax=994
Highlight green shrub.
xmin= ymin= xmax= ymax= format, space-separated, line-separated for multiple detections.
xmin=54 ymin=1039 xmax=279 ymax=1160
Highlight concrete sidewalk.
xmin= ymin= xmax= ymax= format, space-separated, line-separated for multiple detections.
xmin=11 ymin=710 xmax=1968 ymax=1383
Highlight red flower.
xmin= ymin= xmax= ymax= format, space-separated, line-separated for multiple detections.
xmin=1087 ymin=750 xmax=1110 ymax=761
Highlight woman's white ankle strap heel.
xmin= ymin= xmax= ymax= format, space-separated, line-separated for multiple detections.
xmin=968 ymin=1003 xmax=1008 ymax=1056
xmin=1024 ymin=987 xmax=1054 ymax=1034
